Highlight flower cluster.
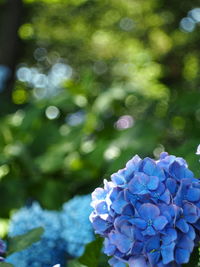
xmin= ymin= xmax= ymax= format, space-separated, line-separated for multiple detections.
xmin=6 ymin=195 xmax=94 ymax=267
xmin=60 ymin=195 xmax=94 ymax=257
xmin=90 ymin=152 xmax=200 ymax=267
xmin=6 ymin=202 xmax=66 ymax=267
xmin=0 ymin=239 xmax=6 ymax=262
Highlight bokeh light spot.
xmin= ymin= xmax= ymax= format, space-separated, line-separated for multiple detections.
xmin=115 ymin=115 xmax=134 ymax=130
xmin=12 ymin=88 xmax=28 ymax=104
xmin=119 ymin=17 xmax=134 ymax=31
xmin=45 ymin=106 xmax=60 ymax=120
xmin=180 ymin=17 xmax=195 ymax=32
xmin=18 ymin=23 xmax=34 ymax=39
xmin=104 ymin=146 xmax=120 ymax=160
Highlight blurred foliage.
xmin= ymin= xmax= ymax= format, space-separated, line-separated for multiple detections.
xmin=0 ymin=0 xmax=200 ymax=222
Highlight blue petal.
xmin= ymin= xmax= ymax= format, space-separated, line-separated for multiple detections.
xmin=91 ymin=188 xmax=106 ymax=201
xmin=126 ymin=155 xmax=141 ymax=170
xmin=147 ymin=176 xmax=159 ymax=190
xmin=153 ymin=216 xmax=168 ymax=231
xmin=96 ymin=201 xmax=108 ymax=214
xmin=142 ymin=226 xmax=156 ymax=236
xmin=111 ymin=191 xmax=127 ymax=214
xmin=166 ymin=178 xmax=177 ymax=195
xmin=147 ymin=251 xmax=161 ymax=266
xmin=108 ymin=257 xmax=127 ymax=267
xmin=138 ymin=203 xmax=160 ymax=220
xmin=183 ymin=203 xmax=198 ymax=223
xmin=103 ymin=238 xmax=116 ymax=256
xmin=109 ymin=232 xmax=131 ymax=253
xmin=160 ymin=190 xmax=171 ymax=204
xmin=161 ymin=242 xmax=175 ymax=264
xmin=130 ymin=218 xmax=147 ymax=229
xmin=111 ymin=173 xmax=127 ymax=186
xmin=120 ymin=223 xmax=134 ymax=238
xmin=186 ymin=187 xmax=200 ymax=202
xmin=122 ymin=204 xmax=135 ymax=216
xmin=145 ymin=235 xmax=160 ymax=251
xmin=141 ymin=158 xmax=156 ymax=175
xmin=109 ymin=187 xmax=121 ymax=202
xmin=92 ymin=216 xmax=110 ymax=233
xmin=187 ymin=225 xmax=196 ymax=240
xmin=142 ymin=158 xmax=165 ymax=181
xmin=169 ymin=161 xmax=194 ymax=180
xmin=128 ymin=173 xmax=149 ymax=194
xmin=161 ymin=228 xmax=177 ymax=244
xmin=176 ymin=218 xmax=189 ymax=233
xmin=129 ymin=256 xmax=148 ymax=267
xmin=178 ymin=235 xmax=194 ymax=253
xmin=175 ymin=248 xmax=190 ymax=264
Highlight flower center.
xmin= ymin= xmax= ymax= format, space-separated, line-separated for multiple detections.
xmin=147 ymin=219 xmax=153 ymax=226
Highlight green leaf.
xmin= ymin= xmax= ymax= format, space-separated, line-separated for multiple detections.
xmin=0 ymin=263 xmax=14 ymax=267
xmin=7 ymin=227 xmax=44 ymax=256
xmin=68 ymin=260 xmax=86 ymax=267
xmin=78 ymin=237 xmax=103 ymax=267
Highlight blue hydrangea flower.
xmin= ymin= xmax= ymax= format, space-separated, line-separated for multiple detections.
xmin=60 ymin=195 xmax=95 ymax=257
xmin=0 ymin=239 xmax=6 ymax=262
xmin=6 ymin=202 xmax=67 ymax=267
xmin=90 ymin=152 xmax=200 ymax=267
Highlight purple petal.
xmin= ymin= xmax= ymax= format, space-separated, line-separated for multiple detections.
xmin=153 ymin=216 xmax=168 ymax=231
xmin=138 ymin=203 xmax=160 ymax=220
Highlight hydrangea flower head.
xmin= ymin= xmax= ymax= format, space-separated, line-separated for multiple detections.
xmin=60 ymin=194 xmax=95 ymax=257
xmin=90 ymin=152 xmax=200 ymax=267
xmin=6 ymin=202 xmax=67 ymax=267
xmin=0 ymin=239 xmax=6 ymax=262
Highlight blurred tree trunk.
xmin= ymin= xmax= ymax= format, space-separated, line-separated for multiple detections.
xmin=0 ymin=0 xmax=23 ymax=112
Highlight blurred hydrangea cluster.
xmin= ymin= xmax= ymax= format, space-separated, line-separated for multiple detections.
xmin=60 ymin=195 xmax=94 ymax=257
xmin=6 ymin=195 xmax=94 ymax=267
xmin=90 ymin=152 xmax=200 ymax=267
xmin=6 ymin=202 xmax=66 ymax=267
xmin=0 ymin=239 xmax=6 ymax=262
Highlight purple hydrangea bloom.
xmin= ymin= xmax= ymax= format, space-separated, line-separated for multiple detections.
xmin=90 ymin=152 xmax=200 ymax=267
xmin=0 ymin=239 xmax=6 ymax=262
